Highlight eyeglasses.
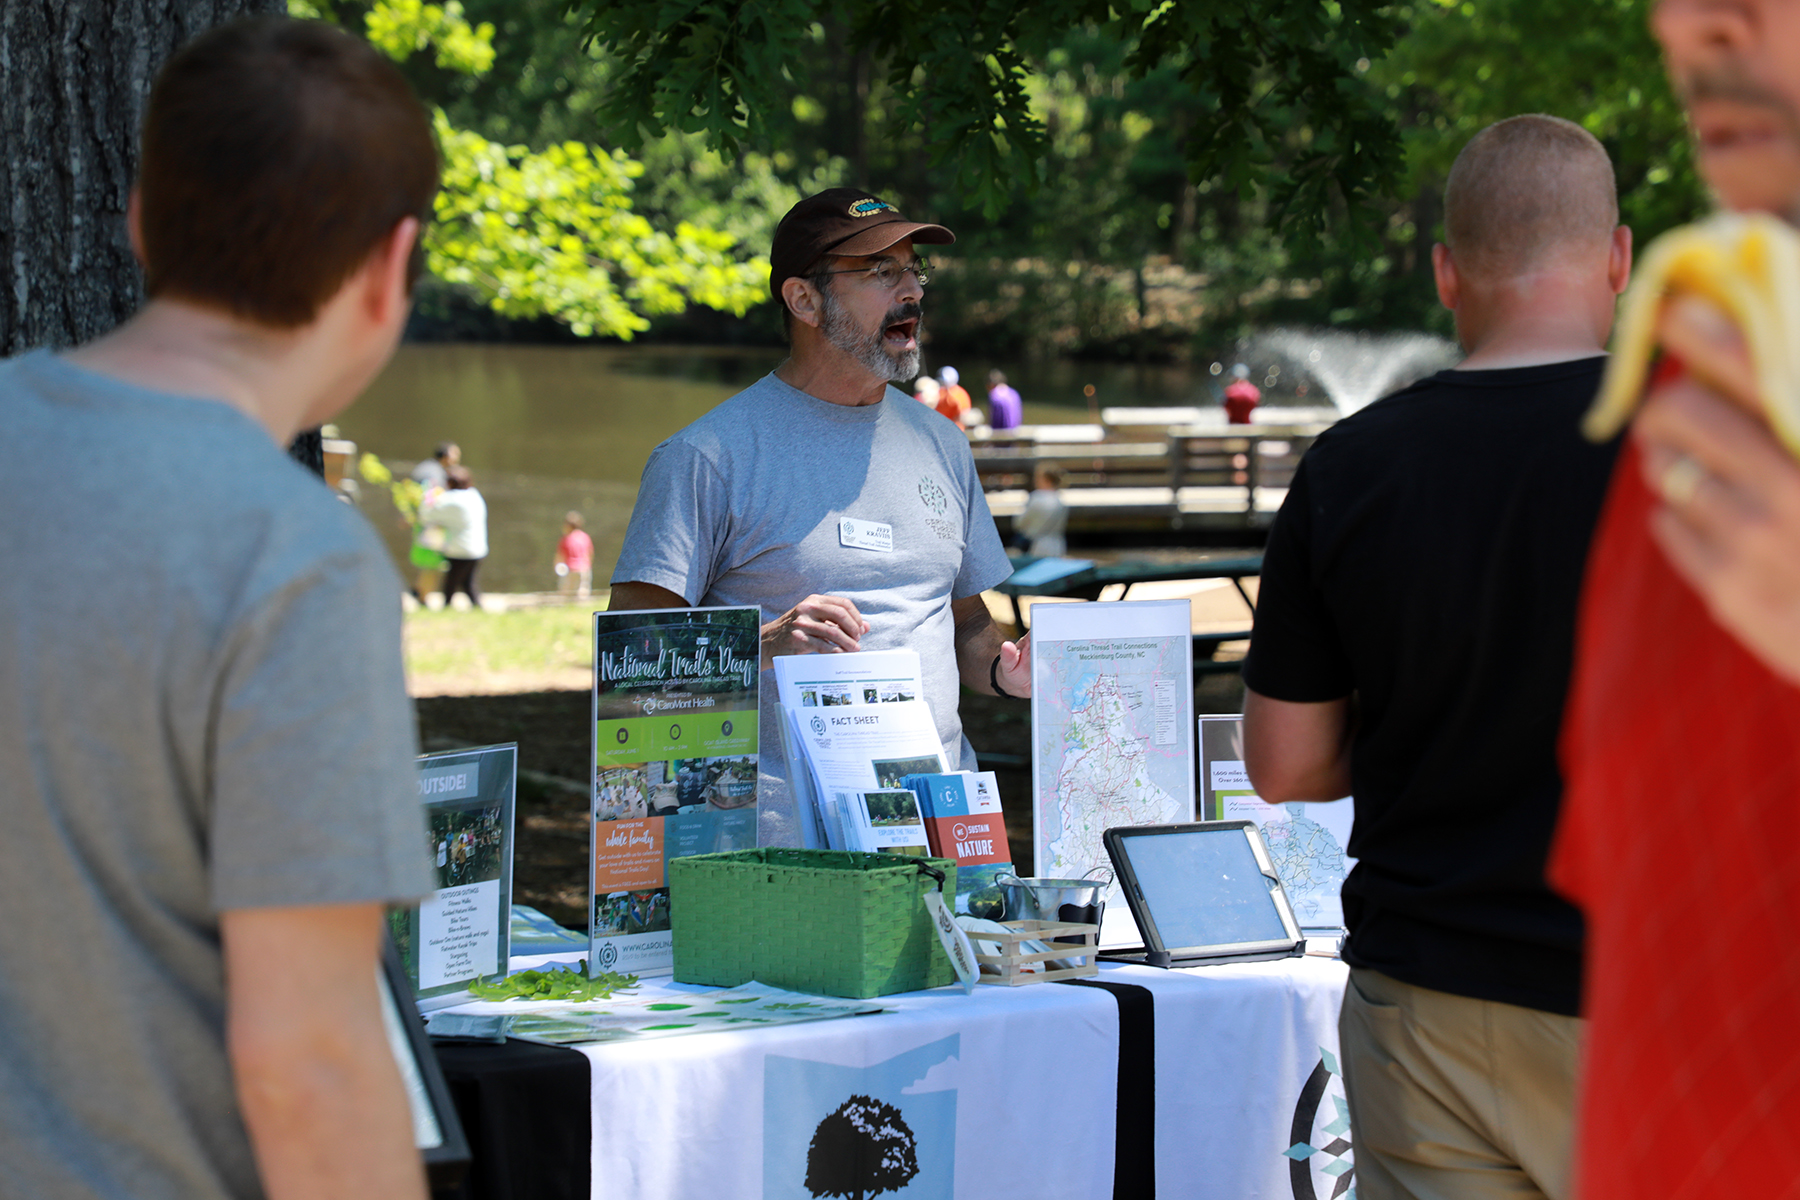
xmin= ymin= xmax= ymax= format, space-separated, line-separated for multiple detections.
xmin=814 ymin=258 xmax=931 ymax=289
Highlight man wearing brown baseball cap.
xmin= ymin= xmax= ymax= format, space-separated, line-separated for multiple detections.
xmin=611 ymin=188 xmax=1031 ymax=843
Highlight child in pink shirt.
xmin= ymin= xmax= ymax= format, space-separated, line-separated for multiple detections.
xmin=555 ymin=510 xmax=594 ymax=598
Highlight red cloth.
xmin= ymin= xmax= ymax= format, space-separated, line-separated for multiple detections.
xmin=557 ymin=529 xmax=593 ymax=571
xmin=1552 ymin=435 xmax=1800 ymax=1199
xmin=1223 ymin=380 xmax=1260 ymax=424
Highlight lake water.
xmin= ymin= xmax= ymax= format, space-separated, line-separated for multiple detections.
xmin=337 ymin=343 xmax=1232 ymax=594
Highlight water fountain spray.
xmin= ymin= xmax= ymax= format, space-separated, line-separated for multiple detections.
xmin=1257 ymin=329 xmax=1459 ymax=415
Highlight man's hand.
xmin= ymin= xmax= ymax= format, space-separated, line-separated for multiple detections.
xmin=761 ymin=594 xmax=869 ymax=669
xmin=952 ymin=595 xmax=1030 ymax=697
xmin=994 ymin=631 xmax=1031 ymax=697
xmin=1636 ymin=296 xmax=1800 ymax=687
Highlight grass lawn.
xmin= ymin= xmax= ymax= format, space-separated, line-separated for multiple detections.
xmin=404 ymin=601 xmax=605 ymax=696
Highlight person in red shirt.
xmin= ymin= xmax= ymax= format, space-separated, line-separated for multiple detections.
xmin=1551 ymin=2 xmax=1800 ymax=1197
xmin=1222 ymin=363 xmax=1260 ymax=423
xmin=556 ymin=509 xmax=594 ymax=599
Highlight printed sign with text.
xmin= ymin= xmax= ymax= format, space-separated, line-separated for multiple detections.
xmin=591 ymin=607 xmax=760 ymax=976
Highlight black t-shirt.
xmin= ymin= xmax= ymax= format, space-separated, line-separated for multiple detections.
xmin=1242 ymin=357 xmax=1619 ymax=1016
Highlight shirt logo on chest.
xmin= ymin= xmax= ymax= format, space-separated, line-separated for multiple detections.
xmin=917 ymin=474 xmax=948 ymax=516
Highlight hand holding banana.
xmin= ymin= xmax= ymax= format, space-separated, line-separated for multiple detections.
xmin=1584 ymin=212 xmax=1800 ymax=686
xmin=1584 ymin=212 xmax=1800 ymax=451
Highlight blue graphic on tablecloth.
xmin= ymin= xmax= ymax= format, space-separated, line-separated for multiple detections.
xmin=764 ymin=1034 xmax=958 ymax=1199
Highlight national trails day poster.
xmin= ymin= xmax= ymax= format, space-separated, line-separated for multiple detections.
xmin=590 ymin=607 xmax=760 ymax=975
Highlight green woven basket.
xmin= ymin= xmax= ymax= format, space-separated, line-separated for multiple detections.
xmin=670 ymin=849 xmax=958 ymax=998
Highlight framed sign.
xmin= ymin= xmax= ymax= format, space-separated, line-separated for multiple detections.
xmin=1199 ymin=715 xmax=1355 ymax=933
xmin=390 ymin=743 xmax=517 ymax=1008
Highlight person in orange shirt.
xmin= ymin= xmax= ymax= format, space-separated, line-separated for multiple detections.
xmin=934 ymin=364 xmax=972 ymax=423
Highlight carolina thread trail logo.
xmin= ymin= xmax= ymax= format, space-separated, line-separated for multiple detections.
xmin=1284 ymin=1048 xmax=1355 ymax=1199
xmin=916 ymin=475 xmax=947 ymax=516
xmin=848 ymin=198 xmax=895 ymax=217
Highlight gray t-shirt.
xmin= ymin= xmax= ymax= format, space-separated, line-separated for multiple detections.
xmin=613 ymin=373 xmax=1012 ymax=842
xmin=0 ymin=351 xmax=433 ymax=1200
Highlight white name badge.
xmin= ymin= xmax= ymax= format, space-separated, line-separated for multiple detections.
xmin=838 ymin=517 xmax=894 ymax=553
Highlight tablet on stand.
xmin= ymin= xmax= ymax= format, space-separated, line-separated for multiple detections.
xmin=1100 ymin=821 xmax=1307 ymax=967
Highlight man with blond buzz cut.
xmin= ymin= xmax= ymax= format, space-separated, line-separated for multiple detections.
xmin=0 ymin=17 xmax=437 ymax=1200
xmin=1241 ymin=115 xmax=1632 ymax=1200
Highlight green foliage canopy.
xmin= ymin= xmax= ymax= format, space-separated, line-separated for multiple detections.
xmin=294 ymin=0 xmax=769 ymax=337
xmin=571 ymin=0 xmax=1408 ymax=242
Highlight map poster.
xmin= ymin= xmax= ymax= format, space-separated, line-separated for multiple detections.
xmin=1200 ymin=715 xmax=1356 ymax=932
xmin=592 ymin=607 xmax=760 ymax=977
xmin=390 ymin=743 xmax=518 ymax=1009
xmin=1031 ymin=600 xmax=1195 ymax=947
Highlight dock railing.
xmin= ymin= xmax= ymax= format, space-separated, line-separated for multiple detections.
xmin=973 ymin=417 xmax=1332 ymax=533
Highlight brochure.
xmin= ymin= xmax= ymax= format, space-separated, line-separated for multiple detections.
xmin=1200 ymin=715 xmax=1356 ymax=932
xmin=779 ymin=698 xmax=950 ymax=849
xmin=391 ymin=743 xmax=518 ymax=1009
xmin=591 ymin=608 xmax=761 ymax=977
xmin=903 ymin=771 xmax=1014 ymax=915
xmin=472 ymin=982 xmax=887 ymax=1045
xmin=1030 ymin=600 xmax=1196 ymax=948
xmin=839 ymin=789 xmax=931 ymax=856
xmin=773 ymin=649 xmax=925 ymax=709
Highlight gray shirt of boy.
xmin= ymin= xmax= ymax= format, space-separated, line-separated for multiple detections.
xmin=614 ymin=373 xmax=1013 ymax=843
xmin=0 ymin=351 xmax=432 ymax=1200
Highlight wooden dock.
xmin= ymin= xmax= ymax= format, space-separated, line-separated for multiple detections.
xmin=972 ymin=408 xmax=1335 ymax=535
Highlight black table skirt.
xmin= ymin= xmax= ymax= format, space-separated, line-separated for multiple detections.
xmin=431 ymin=1039 xmax=591 ymax=1200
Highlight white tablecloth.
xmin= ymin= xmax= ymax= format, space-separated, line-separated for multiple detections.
xmin=577 ymin=977 xmax=1121 ymax=1200
xmin=491 ymin=954 xmax=1351 ymax=1199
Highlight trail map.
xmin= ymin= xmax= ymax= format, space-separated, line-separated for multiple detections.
xmin=1031 ymin=602 xmax=1195 ymax=945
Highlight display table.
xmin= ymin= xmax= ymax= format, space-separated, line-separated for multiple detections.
xmin=432 ymin=956 xmax=1350 ymax=1200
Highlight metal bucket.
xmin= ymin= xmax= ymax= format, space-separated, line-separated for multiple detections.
xmin=995 ymin=874 xmax=1108 ymax=935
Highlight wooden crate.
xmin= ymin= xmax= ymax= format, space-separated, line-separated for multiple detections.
xmin=972 ymin=920 xmax=1099 ymax=986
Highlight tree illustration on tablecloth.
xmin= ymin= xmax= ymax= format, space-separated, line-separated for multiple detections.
xmin=804 ymin=1094 xmax=919 ymax=1199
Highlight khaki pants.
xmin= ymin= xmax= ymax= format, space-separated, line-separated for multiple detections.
xmin=1339 ymin=968 xmax=1581 ymax=1200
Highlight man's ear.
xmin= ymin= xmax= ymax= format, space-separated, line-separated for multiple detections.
xmin=360 ymin=216 xmax=421 ymax=329
xmin=126 ymin=187 xmax=147 ymax=267
xmin=781 ymin=276 xmax=824 ymax=330
xmin=1432 ymin=242 xmax=1460 ymax=312
xmin=1608 ymin=224 xmax=1634 ymax=295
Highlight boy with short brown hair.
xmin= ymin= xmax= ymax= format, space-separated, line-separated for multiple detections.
xmin=0 ymin=16 xmax=439 ymax=1200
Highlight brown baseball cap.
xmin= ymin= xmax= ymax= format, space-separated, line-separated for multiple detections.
xmin=768 ymin=187 xmax=954 ymax=301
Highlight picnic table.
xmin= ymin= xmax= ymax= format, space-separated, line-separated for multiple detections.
xmin=993 ymin=552 xmax=1263 ymax=672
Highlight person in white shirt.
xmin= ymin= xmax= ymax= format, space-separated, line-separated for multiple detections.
xmin=421 ymin=463 xmax=489 ymax=606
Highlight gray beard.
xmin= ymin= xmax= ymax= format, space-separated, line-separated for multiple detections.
xmin=819 ymin=287 xmax=920 ymax=382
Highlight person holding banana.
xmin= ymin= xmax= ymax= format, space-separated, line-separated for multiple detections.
xmin=1549 ymin=2 xmax=1800 ymax=1196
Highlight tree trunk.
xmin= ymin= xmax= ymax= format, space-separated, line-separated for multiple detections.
xmin=0 ymin=0 xmax=285 ymax=357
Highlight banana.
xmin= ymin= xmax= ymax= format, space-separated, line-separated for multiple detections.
xmin=1584 ymin=212 xmax=1800 ymax=457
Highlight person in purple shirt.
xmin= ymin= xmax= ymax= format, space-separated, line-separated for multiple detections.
xmin=986 ymin=369 xmax=1023 ymax=430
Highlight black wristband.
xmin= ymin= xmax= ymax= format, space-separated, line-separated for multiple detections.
xmin=990 ymin=653 xmax=1017 ymax=699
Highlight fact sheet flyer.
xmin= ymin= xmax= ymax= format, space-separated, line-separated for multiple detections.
xmin=590 ymin=607 xmax=760 ymax=976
